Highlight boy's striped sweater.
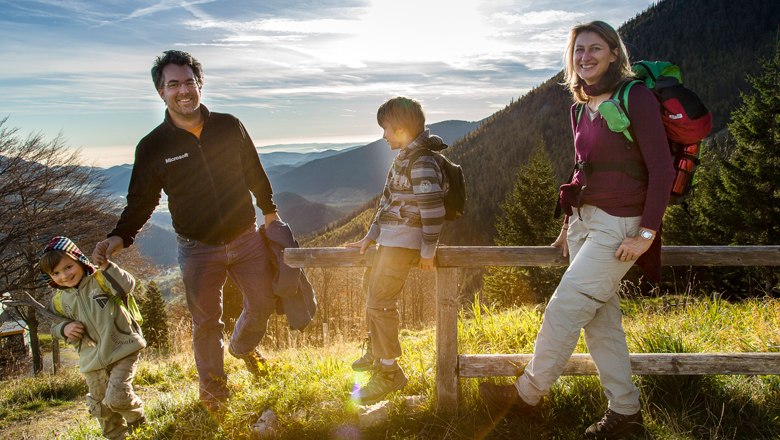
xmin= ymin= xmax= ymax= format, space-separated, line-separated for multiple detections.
xmin=366 ymin=130 xmax=447 ymax=259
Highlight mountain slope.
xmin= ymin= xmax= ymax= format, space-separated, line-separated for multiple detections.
xmin=271 ymin=120 xmax=479 ymax=206
xmin=273 ymin=192 xmax=349 ymax=235
xmin=439 ymin=0 xmax=780 ymax=247
xmin=307 ymin=0 xmax=780 ymax=248
xmin=101 ymin=164 xmax=133 ymax=195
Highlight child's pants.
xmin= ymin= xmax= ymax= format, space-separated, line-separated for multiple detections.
xmin=83 ymin=351 xmax=144 ymax=440
xmin=515 ymin=205 xmax=642 ymax=415
xmin=364 ymin=246 xmax=420 ymax=359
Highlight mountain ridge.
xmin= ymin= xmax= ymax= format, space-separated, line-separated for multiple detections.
xmin=306 ymin=0 xmax=780 ymax=248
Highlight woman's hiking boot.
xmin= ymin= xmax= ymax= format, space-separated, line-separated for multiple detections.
xmin=351 ymin=335 xmax=377 ymax=372
xmin=229 ymin=346 xmax=267 ymax=379
xmin=478 ymin=382 xmax=535 ymax=420
xmin=584 ymin=408 xmax=644 ymax=439
xmin=353 ymin=361 xmax=408 ymax=405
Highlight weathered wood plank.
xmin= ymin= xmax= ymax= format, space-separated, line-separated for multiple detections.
xmin=459 ymin=353 xmax=780 ymax=377
xmin=284 ymin=246 xmax=780 ymax=268
xmin=282 ymin=247 xmax=375 ymax=268
xmin=435 ymin=267 xmax=460 ymax=412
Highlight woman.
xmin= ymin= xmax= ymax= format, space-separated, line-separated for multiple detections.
xmin=479 ymin=21 xmax=674 ymax=438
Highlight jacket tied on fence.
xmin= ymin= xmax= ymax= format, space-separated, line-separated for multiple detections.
xmin=260 ymin=220 xmax=317 ymax=330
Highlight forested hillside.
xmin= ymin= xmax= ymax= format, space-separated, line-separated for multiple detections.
xmin=309 ymin=0 xmax=780 ymax=248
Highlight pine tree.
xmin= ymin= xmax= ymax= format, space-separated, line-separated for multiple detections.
xmin=720 ymin=51 xmax=779 ymax=246
xmin=482 ymin=144 xmax=562 ymax=306
xmin=139 ymin=281 xmax=170 ymax=351
xmin=664 ymin=46 xmax=780 ymax=296
xmin=716 ymin=47 xmax=780 ymax=294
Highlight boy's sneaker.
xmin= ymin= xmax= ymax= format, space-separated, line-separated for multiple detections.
xmin=584 ymin=408 xmax=644 ymax=439
xmin=229 ymin=346 xmax=267 ymax=379
xmin=351 ymin=336 xmax=376 ymax=372
xmin=478 ymin=382 xmax=535 ymax=420
xmin=353 ymin=362 xmax=408 ymax=405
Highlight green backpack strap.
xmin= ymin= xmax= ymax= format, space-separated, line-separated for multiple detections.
xmin=573 ymin=79 xmax=641 ymax=144
xmin=614 ymin=79 xmax=642 ymax=143
xmin=94 ymin=270 xmax=143 ymax=326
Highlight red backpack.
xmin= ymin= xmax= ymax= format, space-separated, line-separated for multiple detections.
xmin=600 ymin=61 xmax=713 ymax=205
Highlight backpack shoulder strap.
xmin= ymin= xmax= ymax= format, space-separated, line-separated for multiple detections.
xmin=409 ymin=147 xmax=435 ymax=161
xmin=404 ymin=148 xmax=436 ymax=178
xmin=93 ymin=270 xmax=126 ymax=308
xmin=572 ymin=103 xmax=584 ymax=131
xmin=52 ymin=291 xmax=65 ymax=316
xmin=95 ymin=269 xmax=143 ymax=325
xmin=616 ymin=79 xmax=641 ymax=113
xmin=93 ymin=270 xmax=112 ymax=296
xmin=615 ymin=79 xmax=642 ymax=143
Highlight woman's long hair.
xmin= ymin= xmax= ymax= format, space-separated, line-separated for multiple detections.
xmin=563 ymin=20 xmax=633 ymax=103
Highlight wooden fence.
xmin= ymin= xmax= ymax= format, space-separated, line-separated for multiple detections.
xmin=285 ymin=245 xmax=780 ymax=411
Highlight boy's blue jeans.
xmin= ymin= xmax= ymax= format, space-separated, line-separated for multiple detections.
xmin=177 ymin=225 xmax=275 ymax=403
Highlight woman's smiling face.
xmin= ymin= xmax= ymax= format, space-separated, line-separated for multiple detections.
xmin=573 ymin=30 xmax=617 ymax=85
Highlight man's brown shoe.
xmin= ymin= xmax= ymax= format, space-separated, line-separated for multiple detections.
xmin=229 ymin=346 xmax=267 ymax=379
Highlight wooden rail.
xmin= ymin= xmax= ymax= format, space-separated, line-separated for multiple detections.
xmin=284 ymin=245 xmax=780 ymax=411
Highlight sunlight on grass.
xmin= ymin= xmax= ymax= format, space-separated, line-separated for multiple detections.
xmin=3 ymin=297 xmax=779 ymax=438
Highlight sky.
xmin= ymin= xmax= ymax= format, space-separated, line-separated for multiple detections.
xmin=0 ymin=0 xmax=654 ymax=167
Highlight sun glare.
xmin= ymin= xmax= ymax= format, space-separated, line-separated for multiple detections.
xmin=336 ymin=0 xmax=500 ymax=66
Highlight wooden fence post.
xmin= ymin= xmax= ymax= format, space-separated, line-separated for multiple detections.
xmin=51 ymin=337 xmax=60 ymax=374
xmin=282 ymin=245 xmax=780 ymax=413
xmin=435 ymin=266 xmax=459 ymax=412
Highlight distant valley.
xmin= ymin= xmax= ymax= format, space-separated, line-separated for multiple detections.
xmin=100 ymin=120 xmax=480 ymax=266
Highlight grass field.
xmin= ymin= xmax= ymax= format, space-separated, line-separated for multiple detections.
xmin=1 ymin=296 xmax=779 ymax=439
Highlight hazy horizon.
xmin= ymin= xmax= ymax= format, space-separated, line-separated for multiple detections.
xmin=1 ymin=0 xmax=655 ymax=167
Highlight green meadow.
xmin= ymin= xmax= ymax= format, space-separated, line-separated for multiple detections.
xmin=2 ymin=296 xmax=779 ymax=439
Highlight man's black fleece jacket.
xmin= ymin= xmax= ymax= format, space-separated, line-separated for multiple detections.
xmin=110 ymin=105 xmax=277 ymax=247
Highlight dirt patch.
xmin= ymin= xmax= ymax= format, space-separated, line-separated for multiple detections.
xmin=1 ymin=347 xmax=94 ymax=439
xmin=1 ymin=401 xmax=90 ymax=439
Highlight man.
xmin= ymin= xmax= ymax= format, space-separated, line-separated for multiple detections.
xmin=92 ymin=50 xmax=279 ymax=411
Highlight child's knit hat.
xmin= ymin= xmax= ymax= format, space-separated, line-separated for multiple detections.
xmin=40 ymin=236 xmax=96 ymax=288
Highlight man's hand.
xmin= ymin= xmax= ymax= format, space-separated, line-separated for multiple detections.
xmin=418 ymin=256 xmax=435 ymax=271
xmin=63 ymin=321 xmax=85 ymax=342
xmin=614 ymin=229 xmax=656 ymax=262
xmin=92 ymin=236 xmax=124 ymax=267
xmin=264 ymin=212 xmax=281 ymax=229
xmin=345 ymin=238 xmax=375 ymax=255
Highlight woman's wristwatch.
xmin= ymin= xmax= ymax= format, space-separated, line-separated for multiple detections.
xmin=639 ymin=229 xmax=655 ymax=240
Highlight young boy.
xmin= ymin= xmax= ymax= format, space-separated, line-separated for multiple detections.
xmin=346 ymin=96 xmax=448 ymax=405
xmin=40 ymin=236 xmax=146 ymax=439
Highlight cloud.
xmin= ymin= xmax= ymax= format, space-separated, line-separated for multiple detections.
xmin=0 ymin=0 xmax=656 ymax=165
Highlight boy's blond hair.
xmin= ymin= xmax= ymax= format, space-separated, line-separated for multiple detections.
xmin=376 ymin=97 xmax=426 ymax=135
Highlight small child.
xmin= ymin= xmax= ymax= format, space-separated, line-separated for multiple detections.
xmin=40 ymin=236 xmax=146 ymax=439
xmin=346 ymin=96 xmax=448 ymax=404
